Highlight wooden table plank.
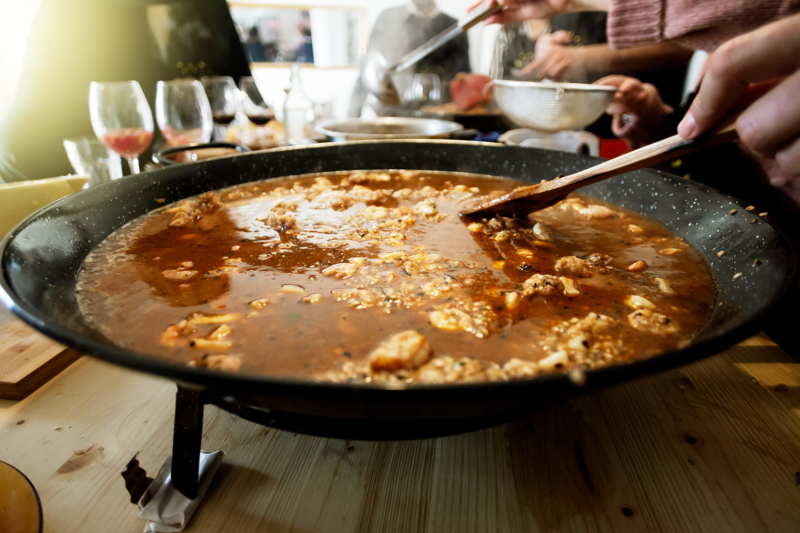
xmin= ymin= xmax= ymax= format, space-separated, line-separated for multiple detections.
xmin=1 ymin=340 xmax=799 ymax=532
xmin=0 ymin=309 xmax=81 ymax=400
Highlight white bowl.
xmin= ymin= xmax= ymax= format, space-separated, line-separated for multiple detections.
xmin=492 ymin=80 xmax=615 ymax=132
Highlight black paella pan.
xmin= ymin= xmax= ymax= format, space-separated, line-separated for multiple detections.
xmin=0 ymin=140 xmax=795 ymax=439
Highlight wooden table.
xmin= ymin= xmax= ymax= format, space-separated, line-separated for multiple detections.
xmin=2 ymin=336 xmax=800 ymax=532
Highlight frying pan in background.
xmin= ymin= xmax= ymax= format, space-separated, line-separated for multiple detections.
xmin=381 ymin=103 xmax=513 ymax=132
xmin=0 ymin=141 xmax=795 ymax=439
xmin=316 ymin=116 xmax=463 ymax=141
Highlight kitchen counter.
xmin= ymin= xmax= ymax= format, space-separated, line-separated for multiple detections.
xmin=2 ymin=335 xmax=800 ymax=532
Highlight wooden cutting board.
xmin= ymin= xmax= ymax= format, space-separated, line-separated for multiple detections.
xmin=0 ymin=309 xmax=80 ymax=400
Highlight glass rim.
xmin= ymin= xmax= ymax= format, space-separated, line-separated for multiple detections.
xmin=89 ymin=80 xmax=143 ymax=87
xmin=157 ymin=78 xmax=204 ymax=86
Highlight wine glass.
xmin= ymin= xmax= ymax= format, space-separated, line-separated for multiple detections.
xmin=155 ymin=79 xmax=213 ymax=147
xmin=403 ymin=73 xmax=443 ymax=109
xmin=63 ymin=136 xmax=123 ymax=187
xmin=239 ymin=76 xmax=274 ymax=126
xmin=88 ymin=81 xmax=154 ymax=174
xmin=201 ymin=75 xmax=240 ymax=139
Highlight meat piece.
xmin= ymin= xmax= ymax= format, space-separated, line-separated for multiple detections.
xmin=522 ymin=274 xmax=562 ymax=297
xmin=515 ymin=248 xmax=534 ymax=258
xmin=627 ymin=260 xmax=648 ymax=272
xmin=586 ymin=253 xmax=612 ymax=266
xmin=188 ymin=354 xmax=241 ymax=372
xmin=655 ymin=277 xmax=676 ymax=295
xmin=504 ymin=291 xmax=521 ymax=309
xmin=428 ymin=300 xmax=497 ymax=338
xmin=421 ymin=277 xmax=459 ymax=298
xmin=538 ymin=350 xmax=569 ymax=372
xmin=541 ymin=312 xmax=622 ymax=369
xmin=189 ymin=338 xmax=233 ymax=350
xmin=493 ymin=230 xmax=511 ymax=242
xmin=502 ymin=358 xmax=539 ymax=378
xmin=658 ymin=247 xmax=683 ymax=255
xmin=532 ymin=222 xmax=552 ymax=241
xmin=624 ymin=295 xmax=655 ymax=309
xmin=249 ymin=298 xmax=271 ymax=310
xmin=628 ymin=309 xmax=679 ymax=335
xmin=559 ymin=197 xmax=617 ymax=219
xmin=368 ymin=330 xmax=432 ymax=372
xmin=627 ymin=224 xmax=644 ymax=234
xmin=206 ymin=324 xmax=231 ymax=340
xmin=187 ymin=312 xmax=240 ymax=325
xmin=554 ymin=256 xmax=593 ymax=277
xmin=331 ymin=288 xmax=382 ymax=309
xmin=450 ymin=73 xmax=492 ymax=111
xmin=322 ymin=262 xmax=359 ymax=279
xmin=162 ymin=269 xmax=198 ymax=281
xmin=413 ymin=199 xmax=438 ymax=217
xmin=167 ymin=192 xmax=223 ymax=229
xmin=415 ymin=356 xmax=504 ymax=384
xmin=262 ymin=213 xmax=297 ymax=232
xmin=558 ymin=277 xmax=581 ymax=297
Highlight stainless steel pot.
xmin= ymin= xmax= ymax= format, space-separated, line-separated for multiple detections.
xmin=316 ymin=117 xmax=463 ymax=141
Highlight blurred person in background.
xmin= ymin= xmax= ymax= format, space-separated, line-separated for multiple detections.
xmin=348 ymin=0 xmax=471 ymax=117
xmin=292 ymin=14 xmax=314 ymax=63
xmin=486 ymin=0 xmax=800 ymax=202
xmin=244 ymin=26 xmax=267 ymax=62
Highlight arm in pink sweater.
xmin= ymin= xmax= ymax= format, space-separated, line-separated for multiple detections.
xmin=607 ymin=0 xmax=800 ymax=50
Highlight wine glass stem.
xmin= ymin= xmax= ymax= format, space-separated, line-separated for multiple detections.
xmin=126 ymin=156 xmax=140 ymax=174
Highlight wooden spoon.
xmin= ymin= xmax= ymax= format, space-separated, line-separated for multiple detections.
xmin=460 ymin=119 xmax=739 ymax=218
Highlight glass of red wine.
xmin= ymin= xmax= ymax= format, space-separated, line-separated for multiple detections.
xmin=155 ymin=79 xmax=213 ymax=148
xmin=239 ymin=76 xmax=274 ymax=126
xmin=201 ymin=76 xmax=240 ymax=139
xmin=88 ymin=81 xmax=154 ymax=174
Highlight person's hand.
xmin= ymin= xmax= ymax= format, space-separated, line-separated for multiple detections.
xmin=595 ymin=75 xmax=673 ymax=147
xmin=678 ymin=14 xmax=800 ymax=195
xmin=519 ymin=30 xmax=577 ymax=80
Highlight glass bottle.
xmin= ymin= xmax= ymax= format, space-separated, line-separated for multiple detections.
xmin=282 ymin=63 xmax=314 ymax=145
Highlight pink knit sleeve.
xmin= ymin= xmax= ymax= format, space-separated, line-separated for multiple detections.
xmin=607 ymin=0 xmax=800 ymax=51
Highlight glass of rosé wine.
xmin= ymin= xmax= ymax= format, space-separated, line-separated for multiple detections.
xmin=155 ymin=79 xmax=213 ymax=149
xmin=88 ymin=81 xmax=154 ymax=174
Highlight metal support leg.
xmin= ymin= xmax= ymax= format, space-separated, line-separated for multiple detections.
xmin=171 ymin=386 xmax=204 ymax=499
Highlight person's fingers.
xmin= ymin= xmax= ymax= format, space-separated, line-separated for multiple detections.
xmin=594 ymin=75 xmax=630 ymax=88
xmin=616 ymin=78 xmax=643 ymax=103
xmin=519 ymin=57 xmax=544 ymax=77
xmin=549 ymin=57 xmax=570 ymax=80
xmin=606 ymin=102 xmax=628 ymax=114
xmin=679 ymin=14 xmax=800 ymax=139
xmin=775 ymin=136 xmax=800 ymax=177
xmin=468 ymin=0 xmax=488 ymax=13
xmin=549 ymin=30 xmax=573 ymax=44
xmin=736 ymin=70 xmax=800 ymax=157
xmin=603 ymin=78 xmax=640 ymax=113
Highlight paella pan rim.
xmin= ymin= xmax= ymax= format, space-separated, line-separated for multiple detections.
xmin=0 ymin=140 xmax=794 ymax=410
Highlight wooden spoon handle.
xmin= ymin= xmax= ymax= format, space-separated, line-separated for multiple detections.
xmin=461 ymin=116 xmax=740 ymax=218
xmin=537 ymin=119 xmax=739 ymax=196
